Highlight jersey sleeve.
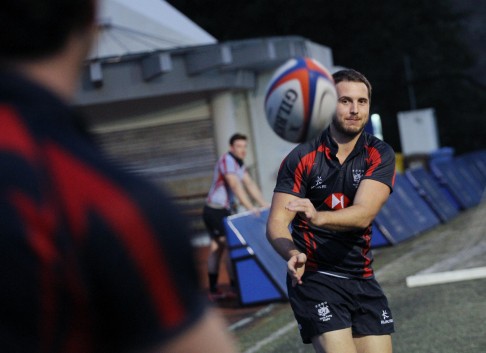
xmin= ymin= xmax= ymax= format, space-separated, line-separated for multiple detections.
xmin=274 ymin=145 xmax=313 ymax=198
xmin=219 ymin=153 xmax=239 ymax=175
xmin=362 ymin=141 xmax=396 ymax=192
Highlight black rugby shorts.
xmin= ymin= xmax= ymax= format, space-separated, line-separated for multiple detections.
xmin=287 ymin=271 xmax=395 ymax=344
xmin=202 ymin=205 xmax=231 ymax=239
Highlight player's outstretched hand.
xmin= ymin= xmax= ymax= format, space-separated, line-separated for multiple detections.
xmin=288 ymin=253 xmax=307 ymax=287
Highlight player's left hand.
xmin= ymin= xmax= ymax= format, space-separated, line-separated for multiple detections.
xmin=285 ymin=199 xmax=317 ymax=223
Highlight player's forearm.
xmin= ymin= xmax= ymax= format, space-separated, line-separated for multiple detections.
xmin=157 ymin=309 xmax=238 ymax=353
xmin=313 ymin=204 xmax=375 ymax=231
xmin=244 ymin=180 xmax=268 ymax=207
xmin=232 ymin=185 xmax=255 ymax=210
xmin=249 ymin=187 xmax=267 ymax=207
xmin=266 ymin=222 xmax=301 ymax=261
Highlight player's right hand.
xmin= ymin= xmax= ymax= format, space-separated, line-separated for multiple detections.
xmin=288 ymin=253 xmax=307 ymax=287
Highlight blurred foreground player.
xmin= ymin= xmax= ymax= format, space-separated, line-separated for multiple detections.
xmin=267 ymin=69 xmax=395 ymax=353
xmin=0 ymin=1 xmax=237 ymax=352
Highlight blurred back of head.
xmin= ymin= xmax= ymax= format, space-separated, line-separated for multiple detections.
xmin=0 ymin=0 xmax=96 ymax=62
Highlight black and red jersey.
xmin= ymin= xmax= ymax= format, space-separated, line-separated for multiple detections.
xmin=274 ymin=127 xmax=396 ymax=279
xmin=0 ymin=71 xmax=206 ymax=353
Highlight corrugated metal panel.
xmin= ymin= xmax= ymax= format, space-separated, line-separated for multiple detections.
xmin=95 ymin=117 xmax=216 ymax=180
xmin=93 ymin=117 xmax=216 ymax=233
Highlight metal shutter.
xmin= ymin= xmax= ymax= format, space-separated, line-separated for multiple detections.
xmin=92 ymin=116 xmax=216 ymax=234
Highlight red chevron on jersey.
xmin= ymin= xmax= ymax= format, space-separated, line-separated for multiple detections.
xmin=324 ymin=193 xmax=350 ymax=209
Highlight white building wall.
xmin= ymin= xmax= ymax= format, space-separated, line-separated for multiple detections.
xmin=247 ymin=72 xmax=298 ymax=202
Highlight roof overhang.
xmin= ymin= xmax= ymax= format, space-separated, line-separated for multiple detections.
xmin=77 ymin=36 xmax=334 ymax=117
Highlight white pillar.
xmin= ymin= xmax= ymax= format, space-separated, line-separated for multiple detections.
xmin=210 ymin=92 xmax=236 ymax=155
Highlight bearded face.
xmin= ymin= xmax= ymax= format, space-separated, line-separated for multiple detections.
xmin=332 ymin=81 xmax=370 ymax=138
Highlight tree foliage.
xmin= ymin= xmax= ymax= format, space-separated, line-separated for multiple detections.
xmin=168 ymin=0 xmax=485 ymax=153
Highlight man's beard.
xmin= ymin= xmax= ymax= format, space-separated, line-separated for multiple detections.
xmin=331 ymin=116 xmax=367 ymax=138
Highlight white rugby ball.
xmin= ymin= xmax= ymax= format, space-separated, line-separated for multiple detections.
xmin=264 ymin=57 xmax=337 ymax=143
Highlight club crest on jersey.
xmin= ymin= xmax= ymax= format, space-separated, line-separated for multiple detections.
xmin=352 ymin=169 xmax=364 ymax=188
xmin=324 ymin=193 xmax=350 ymax=209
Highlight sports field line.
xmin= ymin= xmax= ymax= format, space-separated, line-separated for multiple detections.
xmin=406 ymin=266 xmax=486 ymax=287
xmin=416 ymin=239 xmax=486 ymax=275
xmin=228 ymin=304 xmax=276 ymax=331
xmin=242 ymin=321 xmax=297 ymax=353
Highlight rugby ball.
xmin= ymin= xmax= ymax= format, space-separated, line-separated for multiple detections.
xmin=264 ymin=57 xmax=337 ymax=143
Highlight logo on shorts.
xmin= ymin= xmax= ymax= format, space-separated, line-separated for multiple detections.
xmin=380 ymin=310 xmax=394 ymax=325
xmin=316 ymin=302 xmax=332 ymax=322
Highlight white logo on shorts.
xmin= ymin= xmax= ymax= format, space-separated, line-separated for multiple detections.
xmin=380 ymin=310 xmax=394 ymax=325
xmin=316 ymin=302 xmax=333 ymax=322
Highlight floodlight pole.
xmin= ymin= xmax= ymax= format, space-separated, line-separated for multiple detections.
xmin=404 ymin=55 xmax=417 ymax=110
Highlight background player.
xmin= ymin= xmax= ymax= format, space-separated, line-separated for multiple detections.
xmin=204 ymin=133 xmax=269 ymax=300
xmin=267 ymin=69 xmax=395 ymax=353
xmin=0 ymin=1 xmax=238 ymax=352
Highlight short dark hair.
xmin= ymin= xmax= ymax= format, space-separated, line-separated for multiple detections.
xmin=229 ymin=133 xmax=247 ymax=146
xmin=0 ymin=0 xmax=96 ymax=61
xmin=332 ymin=69 xmax=372 ymax=100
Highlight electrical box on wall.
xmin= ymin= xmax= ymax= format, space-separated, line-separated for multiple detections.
xmin=397 ymin=108 xmax=440 ymax=156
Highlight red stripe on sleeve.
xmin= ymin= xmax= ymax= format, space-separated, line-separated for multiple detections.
xmin=292 ymin=151 xmax=317 ymax=194
xmin=364 ymin=146 xmax=382 ymax=177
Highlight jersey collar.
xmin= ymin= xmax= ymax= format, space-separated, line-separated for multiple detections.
xmin=228 ymin=152 xmax=244 ymax=167
xmin=321 ymin=127 xmax=367 ymax=162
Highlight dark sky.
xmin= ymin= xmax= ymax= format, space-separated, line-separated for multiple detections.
xmin=450 ymin=0 xmax=486 ymax=86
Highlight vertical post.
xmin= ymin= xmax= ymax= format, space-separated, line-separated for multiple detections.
xmin=404 ymin=55 xmax=417 ymax=110
xmin=210 ymin=92 xmax=236 ymax=156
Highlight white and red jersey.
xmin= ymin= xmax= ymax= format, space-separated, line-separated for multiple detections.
xmin=206 ymin=152 xmax=246 ymax=210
